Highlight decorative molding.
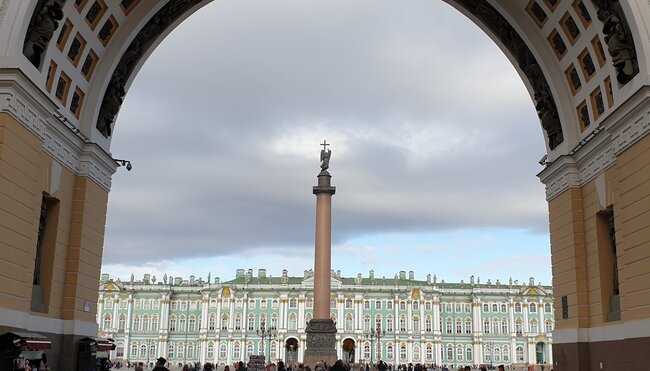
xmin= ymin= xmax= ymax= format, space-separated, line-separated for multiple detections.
xmin=539 ymin=87 xmax=650 ymax=200
xmin=0 ymin=72 xmax=116 ymax=191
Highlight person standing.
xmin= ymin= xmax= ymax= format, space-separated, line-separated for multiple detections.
xmin=152 ymin=357 xmax=170 ymax=371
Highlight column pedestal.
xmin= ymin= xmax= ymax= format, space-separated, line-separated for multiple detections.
xmin=304 ymin=319 xmax=338 ymax=367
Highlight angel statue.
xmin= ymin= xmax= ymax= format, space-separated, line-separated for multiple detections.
xmin=320 ymin=140 xmax=331 ymax=171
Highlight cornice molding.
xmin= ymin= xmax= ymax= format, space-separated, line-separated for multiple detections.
xmin=539 ymin=87 xmax=650 ymax=201
xmin=0 ymin=70 xmax=116 ymax=191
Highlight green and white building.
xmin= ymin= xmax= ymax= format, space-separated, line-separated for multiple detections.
xmin=97 ymin=269 xmax=554 ymax=367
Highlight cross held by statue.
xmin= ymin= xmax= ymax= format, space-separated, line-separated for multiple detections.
xmin=320 ymin=140 xmax=330 ymax=151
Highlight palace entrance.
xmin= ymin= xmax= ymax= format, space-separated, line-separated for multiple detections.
xmin=285 ymin=338 xmax=299 ymax=364
xmin=342 ymin=339 xmax=356 ymax=364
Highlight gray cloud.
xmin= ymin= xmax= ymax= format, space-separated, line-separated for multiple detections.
xmin=103 ymin=0 xmax=548 ymax=265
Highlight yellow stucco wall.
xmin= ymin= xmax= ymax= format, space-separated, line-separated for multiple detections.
xmin=0 ymin=112 xmax=108 ymax=322
xmin=551 ymin=132 xmax=650 ymax=331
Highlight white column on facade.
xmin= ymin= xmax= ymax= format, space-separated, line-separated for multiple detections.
xmin=547 ymin=341 xmax=553 ymax=364
xmin=298 ymin=296 xmax=306 ymax=331
xmin=226 ymin=340 xmax=232 ymax=365
xmin=433 ymin=297 xmax=441 ymax=335
xmin=215 ymin=339 xmax=221 ymax=365
xmin=359 ymin=298 xmax=364 ymax=331
xmin=229 ymin=300 xmax=235 ymax=329
xmin=201 ymin=293 xmax=210 ymax=330
xmin=393 ymin=294 xmax=399 ymax=334
xmin=216 ymin=295 xmax=223 ymax=330
xmin=527 ymin=340 xmax=535 ymax=364
xmin=336 ymin=338 xmax=342 ymax=360
xmin=98 ymin=294 xmax=104 ymax=330
xmin=299 ymin=338 xmax=305 ymax=362
xmin=242 ymin=294 xmax=249 ymax=333
xmin=508 ymin=299 xmax=515 ymax=336
xmin=510 ymin=338 xmax=517 ymax=364
xmin=407 ymin=298 xmax=412 ymax=332
xmin=113 ymin=294 xmax=120 ymax=328
xmin=355 ymin=338 xmax=361 ymax=362
xmin=278 ymin=296 xmax=285 ymax=329
xmin=523 ymin=302 xmax=530 ymax=333
xmin=538 ymin=299 xmax=544 ymax=334
xmin=337 ymin=295 xmax=344 ymax=331
xmin=434 ymin=342 xmax=441 ymax=366
xmin=419 ymin=301 xmax=425 ymax=335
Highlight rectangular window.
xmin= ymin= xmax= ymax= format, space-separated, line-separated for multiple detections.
xmin=562 ymin=296 xmax=569 ymax=319
xmin=364 ymin=301 xmax=370 ymax=310
xmin=597 ymin=207 xmax=621 ymax=321
xmin=30 ymin=193 xmax=59 ymax=313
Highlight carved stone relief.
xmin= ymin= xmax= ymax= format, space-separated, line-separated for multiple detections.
xmin=591 ymin=0 xmax=639 ymax=84
xmin=454 ymin=0 xmax=564 ymax=150
xmin=305 ymin=319 xmax=337 ymax=351
xmin=96 ymin=0 xmax=204 ymax=137
xmin=22 ymin=0 xmax=64 ymax=68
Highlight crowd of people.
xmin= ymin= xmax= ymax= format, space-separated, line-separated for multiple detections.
xmin=110 ymin=359 xmax=547 ymax=371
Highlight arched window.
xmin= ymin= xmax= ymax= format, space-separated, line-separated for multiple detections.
xmin=189 ymin=316 xmax=197 ymax=332
xmin=456 ymin=345 xmax=464 ymax=361
xmin=363 ymin=342 xmax=371 ymax=360
xmin=272 ymin=299 xmax=279 ymax=309
xmin=271 ymin=314 xmax=278 ymax=329
xmin=376 ymin=300 xmax=382 ymax=310
xmin=446 ymin=318 xmax=452 ymax=334
xmin=514 ymin=302 xmax=522 ymax=313
xmin=386 ymin=316 xmax=394 ymax=332
xmin=248 ymin=314 xmax=255 ymax=330
xmin=492 ymin=318 xmax=499 ymax=334
xmin=400 ymin=345 xmax=407 ymax=361
xmin=133 ymin=315 xmax=141 ymax=331
xmin=116 ymin=343 xmax=124 ymax=358
xmin=306 ymin=313 xmax=312 ymax=323
xmin=483 ymin=303 xmax=489 ymax=312
xmin=345 ymin=298 xmax=352 ymax=309
xmin=270 ymin=342 xmax=277 ymax=358
xmin=103 ymin=314 xmax=111 ymax=330
xmin=179 ymin=316 xmax=186 ymax=332
xmin=492 ymin=304 xmax=498 ymax=312
xmin=219 ymin=344 xmax=227 ymax=360
xmin=260 ymin=299 xmax=267 ymax=309
xmin=503 ymin=345 xmax=510 ymax=362
xmin=130 ymin=343 xmax=137 ymax=358
xmin=529 ymin=302 xmax=537 ymax=313
xmin=446 ymin=345 xmax=453 ymax=361
xmin=484 ymin=345 xmax=491 ymax=363
xmin=501 ymin=304 xmax=507 ymax=313
xmin=118 ymin=315 xmax=126 ymax=330
xmin=413 ymin=301 xmax=419 ymax=310
xmin=483 ymin=318 xmax=490 ymax=334
xmin=177 ymin=343 xmax=185 ymax=360
xmin=168 ymin=342 xmax=175 ymax=359
xmin=289 ymin=298 xmax=297 ymax=308
xmin=249 ymin=299 xmax=256 ymax=309
xmin=465 ymin=319 xmax=472 ymax=334
xmin=501 ymin=318 xmax=509 ymax=334
xmin=456 ymin=318 xmax=462 ymax=334
xmin=365 ymin=316 xmax=371 ymax=331
xmin=425 ymin=316 xmax=432 ymax=332
xmin=465 ymin=304 xmax=471 ymax=313
xmin=494 ymin=346 xmax=501 ymax=362
xmin=375 ymin=315 xmax=382 ymax=330
xmin=149 ymin=343 xmax=156 ymax=358
xmin=455 ymin=303 xmax=461 ymax=313
xmin=289 ymin=314 xmax=297 ymax=330
xmin=413 ymin=345 xmax=420 ymax=361
xmin=545 ymin=303 xmax=552 ymax=313
xmin=152 ymin=315 xmax=159 ymax=331
xmin=222 ymin=299 xmax=229 ymax=309
xmin=516 ymin=346 xmax=524 ymax=362
xmin=169 ymin=316 xmax=177 ymax=332
xmin=207 ymin=342 xmax=214 ymax=359
xmin=221 ymin=314 xmax=229 ymax=330
xmin=387 ymin=301 xmax=393 ymax=310
xmin=400 ymin=301 xmax=406 ymax=311
xmin=515 ymin=319 xmax=523 ymax=335
xmin=425 ymin=301 xmax=431 ymax=311
xmin=209 ymin=315 xmax=216 ymax=330
xmin=187 ymin=343 xmax=195 ymax=359
xmin=143 ymin=315 xmax=150 ymax=332
xmin=233 ymin=342 xmax=241 ymax=360
xmin=399 ymin=316 xmax=406 ymax=332
xmin=247 ymin=343 xmax=254 ymax=358
xmin=345 ymin=314 xmax=353 ymax=331
xmin=413 ymin=316 xmax=420 ymax=332
xmin=426 ymin=345 xmax=433 ymax=361
xmin=545 ymin=320 xmax=553 ymax=333
xmin=466 ymin=346 xmax=472 ymax=361
xmin=530 ymin=319 xmax=539 ymax=334
xmin=235 ymin=315 xmax=242 ymax=330
xmin=386 ymin=344 xmax=394 ymax=360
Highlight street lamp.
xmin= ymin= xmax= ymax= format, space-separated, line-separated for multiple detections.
xmin=363 ymin=325 xmax=386 ymax=365
xmin=257 ymin=324 xmax=276 ymax=362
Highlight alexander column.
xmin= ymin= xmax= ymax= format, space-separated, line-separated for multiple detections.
xmin=304 ymin=140 xmax=338 ymax=367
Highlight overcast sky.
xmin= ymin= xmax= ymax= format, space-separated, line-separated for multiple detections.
xmin=102 ymin=0 xmax=552 ymax=286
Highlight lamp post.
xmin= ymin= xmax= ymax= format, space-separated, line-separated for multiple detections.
xmin=257 ymin=325 xmax=276 ymax=362
xmin=363 ymin=325 xmax=386 ymax=365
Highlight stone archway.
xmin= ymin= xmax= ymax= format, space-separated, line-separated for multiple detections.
xmin=342 ymin=338 xmax=356 ymax=364
xmin=1 ymin=2 xmax=650 ymax=371
xmin=285 ymin=337 xmax=299 ymax=364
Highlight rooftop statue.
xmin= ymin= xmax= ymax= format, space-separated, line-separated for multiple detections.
xmin=320 ymin=140 xmax=331 ymax=171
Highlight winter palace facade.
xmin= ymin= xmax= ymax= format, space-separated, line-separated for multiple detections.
xmin=97 ymin=269 xmax=554 ymax=367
